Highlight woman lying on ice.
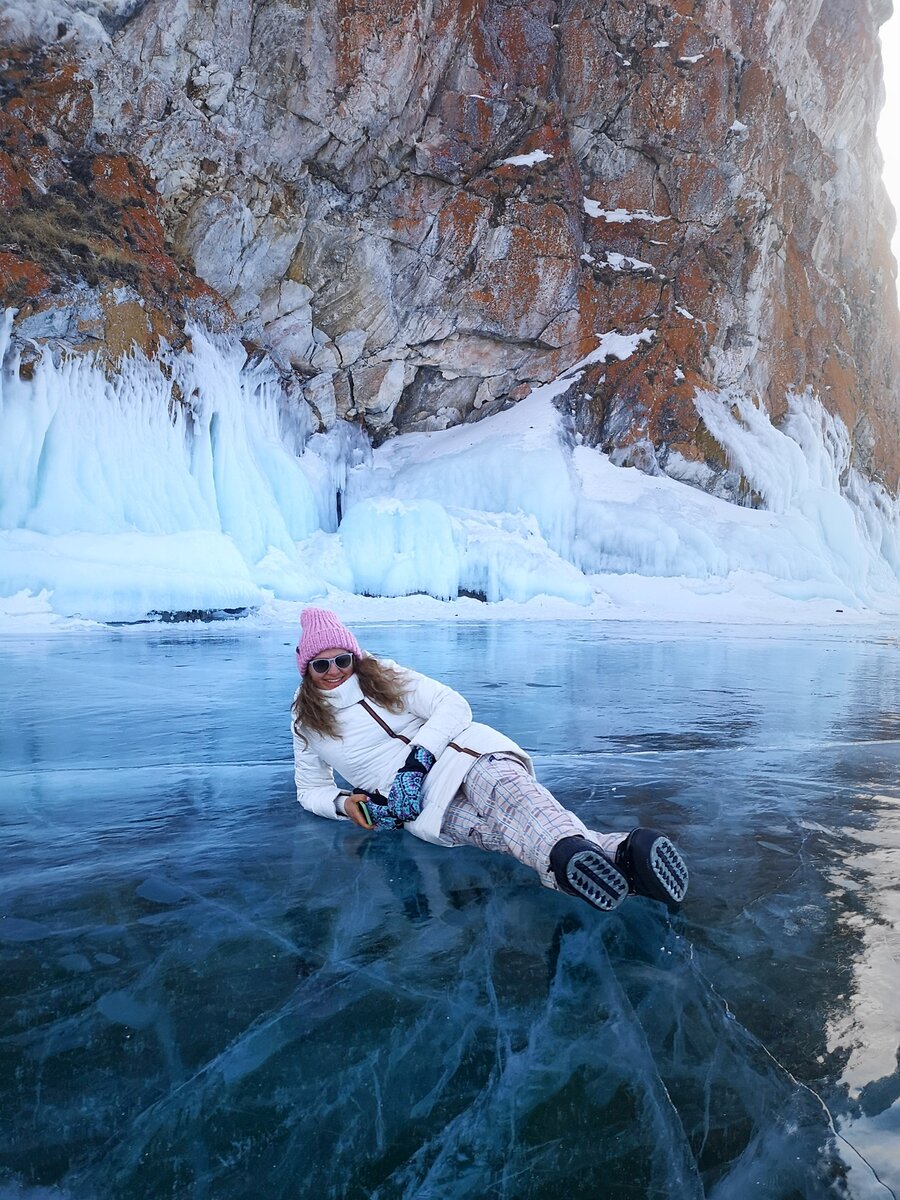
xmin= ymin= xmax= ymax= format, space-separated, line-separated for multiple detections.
xmin=291 ymin=607 xmax=688 ymax=913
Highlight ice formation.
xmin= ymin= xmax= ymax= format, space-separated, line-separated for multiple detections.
xmin=0 ymin=309 xmax=897 ymax=622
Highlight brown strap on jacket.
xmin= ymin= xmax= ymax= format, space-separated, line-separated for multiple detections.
xmin=359 ymin=699 xmax=479 ymax=758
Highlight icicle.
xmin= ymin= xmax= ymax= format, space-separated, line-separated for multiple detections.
xmin=0 ymin=308 xmax=897 ymax=621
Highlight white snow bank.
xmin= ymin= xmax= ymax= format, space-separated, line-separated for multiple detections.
xmin=583 ymin=202 xmax=668 ymax=223
xmin=1 ymin=529 xmax=264 ymax=622
xmin=567 ymin=329 xmax=655 ymax=370
xmin=601 ymin=252 xmax=655 ymax=272
xmin=341 ymin=380 xmax=897 ymax=613
xmin=0 ymin=311 xmax=897 ymax=626
xmin=501 ymin=150 xmax=552 ymax=167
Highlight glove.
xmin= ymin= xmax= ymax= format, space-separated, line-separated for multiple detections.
xmin=385 ymin=745 xmax=436 ymax=823
xmin=364 ymin=796 xmax=403 ymax=830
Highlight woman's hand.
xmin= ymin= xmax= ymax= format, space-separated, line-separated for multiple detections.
xmin=345 ymin=791 xmax=402 ymax=830
xmin=345 ymin=792 xmax=375 ymax=829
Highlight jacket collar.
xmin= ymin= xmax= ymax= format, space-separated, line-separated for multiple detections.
xmin=320 ymin=672 xmax=364 ymax=710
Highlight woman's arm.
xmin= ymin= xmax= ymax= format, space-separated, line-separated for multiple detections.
xmin=292 ymin=729 xmax=347 ymax=820
xmin=399 ymin=667 xmax=473 ymax=758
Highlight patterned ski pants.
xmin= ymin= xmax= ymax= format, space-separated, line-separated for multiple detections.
xmin=440 ymin=753 xmax=618 ymax=891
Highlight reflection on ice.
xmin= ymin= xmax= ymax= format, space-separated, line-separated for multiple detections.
xmin=1 ymin=622 xmax=898 ymax=1198
xmin=826 ymin=802 xmax=900 ymax=1198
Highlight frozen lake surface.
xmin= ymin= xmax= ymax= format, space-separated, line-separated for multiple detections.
xmin=1 ymin=621 xmax=899 ymax=1200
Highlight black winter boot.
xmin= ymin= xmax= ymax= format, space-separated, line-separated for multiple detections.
xmin=614 ymin=828 xmax=688 ymax=905
xmin=549 ymin=835 xmax=629 ymax=913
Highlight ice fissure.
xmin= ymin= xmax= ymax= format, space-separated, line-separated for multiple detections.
xmin=1 ymin=311 xmax=896 ymax=623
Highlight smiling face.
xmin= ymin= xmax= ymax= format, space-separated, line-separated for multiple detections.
xmin=307 ymin=646 xmax=355 ymax=690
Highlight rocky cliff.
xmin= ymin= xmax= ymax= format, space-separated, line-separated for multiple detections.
xmin=1 ymin=0 xmax=898 ymax=493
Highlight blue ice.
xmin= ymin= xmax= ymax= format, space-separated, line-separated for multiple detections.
xmin=1 ymin=621 xmax=899 ymax=1199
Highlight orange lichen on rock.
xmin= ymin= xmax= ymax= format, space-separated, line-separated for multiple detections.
xmin=3 ymin=54 xmax=93 ymax=149
xmin=0 ymin=147 xmax=22 ymax=207
xmin=335 ymin=0 xmax=423 ymax=88
xmin=90 ymin=154 xmax=150 ymax=207
xmin=0 ymin=249 xmax=51 ymax=303
xmin=1 ymin=0 xmax=898 ymax=490
xmin=436 ymin=190 xmax=487 ymax=259
xmin=0 ymin=44 xmax=231 ymax=359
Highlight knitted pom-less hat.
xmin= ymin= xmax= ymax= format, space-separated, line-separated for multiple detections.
xmin=295 ymin=607 xmax=363 ymax=677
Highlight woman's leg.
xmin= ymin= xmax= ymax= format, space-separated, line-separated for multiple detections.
xmin=441 ymin=754 xmax=607 ymax=892
xmin=440 ymin=754 xmax=688 ymax=909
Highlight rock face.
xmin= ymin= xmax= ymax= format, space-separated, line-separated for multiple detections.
xmin=0 ymin=41 xmax=228 ymax=361
xmin=1 ymin=0 xmax=898 ymax=492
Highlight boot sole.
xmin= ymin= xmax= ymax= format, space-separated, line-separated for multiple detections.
xmin=565 ymin=850 xmax=629 ymax=912
xmin=647 ymin=836 xmax=689 ymax=904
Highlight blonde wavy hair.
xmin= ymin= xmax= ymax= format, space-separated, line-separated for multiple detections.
xmin=291 ymin=654 xmax=409 ymax=742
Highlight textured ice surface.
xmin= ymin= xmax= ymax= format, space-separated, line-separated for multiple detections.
xmin=1 ymin=622 xmax=899 ymax=1199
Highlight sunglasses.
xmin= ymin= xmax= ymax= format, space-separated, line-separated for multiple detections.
xmin=308 ymin=653 xmax=354 ymax=675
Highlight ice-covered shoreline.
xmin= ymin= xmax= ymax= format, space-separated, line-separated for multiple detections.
xmin=2 ymin=585 xmax=897 ymax=640
xmin=1 ymin=313 xmax=897 ymax=630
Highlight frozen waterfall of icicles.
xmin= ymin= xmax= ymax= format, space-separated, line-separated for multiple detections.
xmin=0 ymin=309 xmax=897 ymax=623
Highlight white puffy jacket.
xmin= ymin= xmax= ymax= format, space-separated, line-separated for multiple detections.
xmin=291 ymin=659 xmax=533 ymax=845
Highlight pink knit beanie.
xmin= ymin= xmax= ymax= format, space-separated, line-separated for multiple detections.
xmin=295 ymin=607 xmax=363 ymax=677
